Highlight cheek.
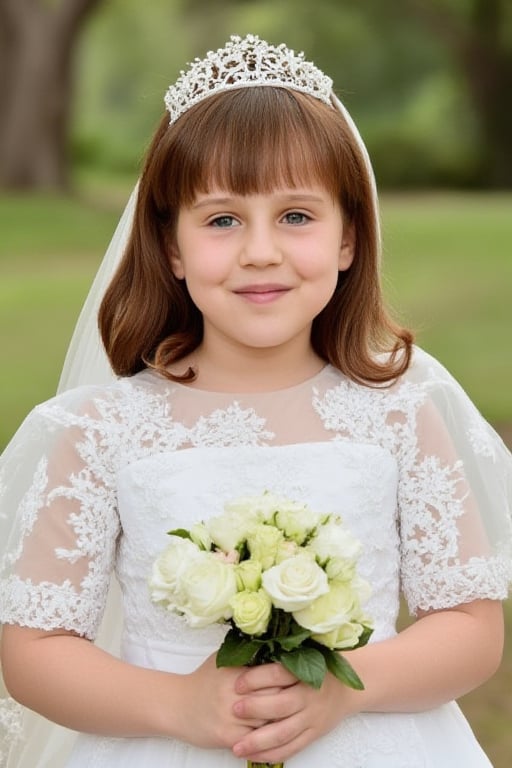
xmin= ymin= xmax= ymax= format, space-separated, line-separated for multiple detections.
xmin=295 ymin=251 xmax=341 ymax=283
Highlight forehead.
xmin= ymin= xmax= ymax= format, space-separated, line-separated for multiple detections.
xmin=163 ymin=88 xmax=352 ymax=210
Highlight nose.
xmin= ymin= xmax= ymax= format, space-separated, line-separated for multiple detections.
xmin=239 ymin=222 xmax=283 ymax=267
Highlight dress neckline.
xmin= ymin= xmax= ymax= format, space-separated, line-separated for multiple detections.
xmin=144 ymin=363 xmax=336 ymax=398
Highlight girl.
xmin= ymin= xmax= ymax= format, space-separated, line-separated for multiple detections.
xmin=1 ymin=34 xmax=511 ymax=768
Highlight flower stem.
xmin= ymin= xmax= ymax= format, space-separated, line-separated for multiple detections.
xmin=246 ymin=762 xmax=284 ymax=768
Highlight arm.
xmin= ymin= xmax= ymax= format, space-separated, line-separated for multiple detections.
xmin=0 ymin=624 xmax=265 ymax=749
xmin=229 ymin=597 xmax=504 ymax=763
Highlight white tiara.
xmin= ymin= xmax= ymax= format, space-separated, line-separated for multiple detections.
xmin=164 ymin=34 xmax=334 ymax=124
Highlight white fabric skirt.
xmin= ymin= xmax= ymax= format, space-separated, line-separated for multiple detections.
xmin=61 ymin=635 xmax=493 ymax=768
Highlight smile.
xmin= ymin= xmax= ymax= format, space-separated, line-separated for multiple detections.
xmin=233 ymin=284 xmax=291 ymax=304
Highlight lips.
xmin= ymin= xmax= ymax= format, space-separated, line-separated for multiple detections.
xmin=233 ymin=284 xmax=291 ymax=304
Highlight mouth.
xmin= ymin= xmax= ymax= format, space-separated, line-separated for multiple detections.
xmin=233 ymin=284 xmax=291 ymax=304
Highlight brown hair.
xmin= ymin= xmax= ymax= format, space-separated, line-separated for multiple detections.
xmin=99 ymin=87 xmax=413 ymax=384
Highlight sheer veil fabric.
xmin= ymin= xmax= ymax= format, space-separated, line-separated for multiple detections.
xmin=1 ymin=86 xmax=511 ymax=768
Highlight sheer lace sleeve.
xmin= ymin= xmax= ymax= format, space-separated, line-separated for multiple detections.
xmin=398 ymin=348 xmax=512 ymax=614
xmin=0 ymin=388 xmax=121 ymax=640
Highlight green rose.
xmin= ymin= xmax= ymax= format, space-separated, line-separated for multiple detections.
xmin=235 ymin=559 xmax=262 ymax=591
xmin=246 ymin=523 xmax=284 ymax=570
xmin=230 ymin=589 xmax=272 ymax=636
xmin=324 ymin=556 xmax=357 ymax=582
xmin=293 ymin=581 xmax=357 ymax=635
xmin=312 ymin=620 xmax=365 ymax=650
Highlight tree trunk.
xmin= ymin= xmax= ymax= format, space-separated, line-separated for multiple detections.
xmin=459 ymin=0 xmax=512 ymax=187
xmin=0 ymin=0 xmax=102 ymax=191
xmin=406 ymin=0 xmax=512 ymax=187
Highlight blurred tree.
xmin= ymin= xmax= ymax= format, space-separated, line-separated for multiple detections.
xmin=0 ymin=0 xmax=103 ymax=191
xmin=404 ymin=0 xmax=512 ymax=187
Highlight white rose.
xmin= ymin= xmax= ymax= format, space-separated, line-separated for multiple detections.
xmin=293 ymin=581 xmax=357 ymax=634
xmin=206 ymin=511 xmax=252 ymax=552
xmin=274 ymin=500 xmax=320 ymax=544
xmin=261 ymin=552 xmax=329 ymax=611
xmin=189 ymin=522 xmax=212 ymax=551
xmin=231 ymin=589 xmax=272 ymax=636
xmin=149 ymin=537 xmax=202 ymax=607
xmin=225 ymin=492 xmax=282 ymax=524
xmin=307 ymin=519 xmax=362 ymax=567
xmin=179 ymin=552 xmax=238 ymax=627
xmin=275 ymin=539 xmax=299 ymax=564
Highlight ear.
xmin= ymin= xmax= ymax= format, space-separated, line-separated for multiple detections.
xmin=169 ymin=245 xmax=185 ymax=280
xmin=338 ymin=221 xmax=356 ymax=271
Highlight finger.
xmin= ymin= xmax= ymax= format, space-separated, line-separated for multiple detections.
xmin=234 ymin=689 xmax=299 ymax=722
xmin=233 ymin=715 xmax=309 ymax=762
xmin=235 ymin=662 xmax=296 ymax=693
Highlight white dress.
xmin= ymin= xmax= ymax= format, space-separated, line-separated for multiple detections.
xmin=1 ymin=347 xmax=511 ymax=767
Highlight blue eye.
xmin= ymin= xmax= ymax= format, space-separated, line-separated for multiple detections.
xmin=283 ymin=212 xmax=309 ymax=225
xmin=210 ymin=215 xmax=237 ymax=228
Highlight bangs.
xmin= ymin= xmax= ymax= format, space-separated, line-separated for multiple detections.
xmin=162 ymin=88 xmax=361 ymax=211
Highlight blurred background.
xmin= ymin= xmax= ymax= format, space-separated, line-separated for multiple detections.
xmin=0 ymin=0 xmax=511 ymax=763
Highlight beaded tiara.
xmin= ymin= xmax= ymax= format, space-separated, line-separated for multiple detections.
xmin=164 ymin=34 xmax=334 ymax=124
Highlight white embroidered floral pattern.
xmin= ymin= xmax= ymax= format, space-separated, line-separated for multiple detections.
xmin=0 ymin=350 xmax=511 ymax=766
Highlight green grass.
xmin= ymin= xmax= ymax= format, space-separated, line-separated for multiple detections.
xmin=0 ymin=190 xmax=125 ymax=448
xmin=381 ymin=192 xmax=512 ymax=423
xmin=0 ymin=186 xmax=511 ymax=765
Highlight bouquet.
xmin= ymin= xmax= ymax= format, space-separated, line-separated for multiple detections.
xmin=149 ymin=492 xmax=373 ymax=768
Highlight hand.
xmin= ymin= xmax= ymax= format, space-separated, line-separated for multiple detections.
xmin=176 ymin=653 xmax=270 ymax=750
xmin=231 ymin=663 xmax=351 ymax=763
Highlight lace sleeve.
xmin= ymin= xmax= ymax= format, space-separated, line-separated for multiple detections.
xmin=0 ymin=389 xmax=121 ymax=640
xmin=398 ymin=349 xmax=512 ymax=615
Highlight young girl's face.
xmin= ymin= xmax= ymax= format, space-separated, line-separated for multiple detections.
xmin=171 ymin=185 xmax=355 ymax=361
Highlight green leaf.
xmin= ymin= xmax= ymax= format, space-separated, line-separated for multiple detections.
xmin=279 ymin=647 xmax=327 ymax=689
xmin=275 ymin=628 xmax=311 ymax=651
xmin=167 ymin=528 xmax=192 ymax=540
xmin=323 ymin=649 xmax=365 ymax=690
xmin=356 ymin=625 xmax=374 ymax=647
xmin=216 ymin=630 xmax=262 ymax=668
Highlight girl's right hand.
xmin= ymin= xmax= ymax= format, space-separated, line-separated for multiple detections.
xmin=177 ymin=652 xmax=268 ymax=749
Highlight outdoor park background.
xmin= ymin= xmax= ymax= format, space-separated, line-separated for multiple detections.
xmin=0 ymin=1 xmax=511 ymax=765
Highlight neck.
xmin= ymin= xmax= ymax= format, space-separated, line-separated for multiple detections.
xmin=175 ymin=342 xmax=325 ymax=393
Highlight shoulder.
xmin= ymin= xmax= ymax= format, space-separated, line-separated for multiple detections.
xmin=2 ymin=371 xmax=171 ymax=464
xmin=31 ymin=369 xmax=165 ymax=424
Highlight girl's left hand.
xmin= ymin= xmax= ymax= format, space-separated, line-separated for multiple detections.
xmin=231 ymin=662 xmax=352 ymax=763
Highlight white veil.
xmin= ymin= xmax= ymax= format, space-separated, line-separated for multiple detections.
xmin=57 ymin=182 xmax=139 ymax=393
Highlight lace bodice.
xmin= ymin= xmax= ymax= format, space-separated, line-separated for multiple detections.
xmin=1 ymin=347 xmax=511 ymax=651
xmin=1 ymin=346 xmax=511 ymax=768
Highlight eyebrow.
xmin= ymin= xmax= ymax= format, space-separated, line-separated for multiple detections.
xmin=191 ymin=193 xmax=326 ymax=209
